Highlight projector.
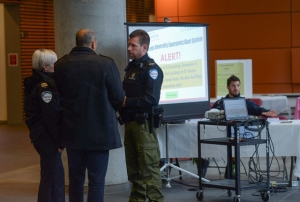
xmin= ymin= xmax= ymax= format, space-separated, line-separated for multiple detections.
xmin=205 ymin=109 xmax=225 ymax=120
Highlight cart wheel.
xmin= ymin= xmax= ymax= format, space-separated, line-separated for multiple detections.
xmin=261 ymin=192 xmax=270 ymax=202
xmin=196 ymin=191 xmax=204 ymax=201
xmin=233 ymin=196 xmax=241 ymax=202
xmin=227 ymin=190 xmax=232 ymax=197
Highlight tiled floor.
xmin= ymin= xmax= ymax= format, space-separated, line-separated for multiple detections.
xmin=0 ymin=123 xmax=299 ymax=202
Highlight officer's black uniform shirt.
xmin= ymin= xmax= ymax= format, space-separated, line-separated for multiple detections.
xmin=24 ymin=69 xmax=62 ymax=148
xmin=212 ymin=94 xmax=269 ymax=116
xmin=122 ymin=53 xmax=163 ymax=114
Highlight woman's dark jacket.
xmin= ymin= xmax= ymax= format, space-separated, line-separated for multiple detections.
xmin=24 ymin=69 xmax=63 ymax=148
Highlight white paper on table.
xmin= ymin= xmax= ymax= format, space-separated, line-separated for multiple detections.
xmin=267 ymin=117 xmax=280 ymax=124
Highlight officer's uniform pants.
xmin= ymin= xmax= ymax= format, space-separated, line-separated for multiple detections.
xmin=33 ymin=134 xmax=65 ymax=202
xmin=66 ymin=149 xmax=109 ymax=202
xmin=124 ymin=120 xmax=164 ymax=202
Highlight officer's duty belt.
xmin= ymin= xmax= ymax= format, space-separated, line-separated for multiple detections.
xmin=122 ymin=112 xmax=149 ymax=123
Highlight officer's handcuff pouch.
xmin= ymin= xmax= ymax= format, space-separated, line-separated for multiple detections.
xmin=153 ymin=106 xmax=163 ymax=128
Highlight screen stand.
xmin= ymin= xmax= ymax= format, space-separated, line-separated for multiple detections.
xmin=160 ymin=122 xmax=210 ymax=188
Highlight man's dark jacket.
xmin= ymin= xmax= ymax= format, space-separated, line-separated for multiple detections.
xmin=120 ymin=53 xmax=163 ymax=114
xmin=212 ymin=94 xmax=269 ymax=116
xmin=54 ymin=46 xmax=124 ymax=150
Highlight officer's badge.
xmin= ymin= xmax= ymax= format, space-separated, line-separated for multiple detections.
xmin=148 ymin=62 xmax=155 ymax=66
xmin=41 ymin=91 xmax=52 ymax=103
xmin=146 ymin=59 xmax=156 ymax=66
xmin=149 ymin=69 xmax=158 ymax=80
xmin=40 ymin=82 xmax=48 ymax=88
xmin=129 ymin=73 xmax=136 ymax=80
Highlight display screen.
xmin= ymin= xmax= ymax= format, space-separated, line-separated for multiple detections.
xmin=126 ymin=23 xmax=210 ymax=121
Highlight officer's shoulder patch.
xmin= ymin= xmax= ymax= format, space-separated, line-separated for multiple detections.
xmin=41 ymin=91 xmax=52 ymax=103
xmin=40 ymin=82 xmax=48 ymax=88
xmin=99 ymin=54 xmax=114 ymax=61
xmin=149 ymin=68 xmax=159 ymax=80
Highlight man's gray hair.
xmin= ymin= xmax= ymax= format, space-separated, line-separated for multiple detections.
xmin=76 ymin=28 xmax=97 ymax=47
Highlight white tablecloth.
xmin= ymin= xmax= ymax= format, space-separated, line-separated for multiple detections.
xmin=253 ymin=95 xmax=291 ymax=118
xmin=156 ymin=119 xmax=300 ymax=177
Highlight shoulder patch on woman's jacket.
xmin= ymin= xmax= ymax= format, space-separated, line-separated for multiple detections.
xmin=41 ymin=91 xmax=52 ymax=103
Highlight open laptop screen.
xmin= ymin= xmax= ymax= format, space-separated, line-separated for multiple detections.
xmin=223 ymin=98 xmax=248 ymax=121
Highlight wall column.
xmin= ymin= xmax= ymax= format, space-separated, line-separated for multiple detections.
xmin=53 ymin=0 xmax=129 ymax=192
xmin=0 ymin=4 xmax=7 ymax=123
xmin=1 ymin=4 xmax=22 ymax=124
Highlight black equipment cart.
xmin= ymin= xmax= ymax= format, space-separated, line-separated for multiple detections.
xmin=196 ymin=119 xmax=270 ymax=202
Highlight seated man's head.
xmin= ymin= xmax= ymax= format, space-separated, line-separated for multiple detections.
xmin=227 ymin=75 xmax=240 ymax=97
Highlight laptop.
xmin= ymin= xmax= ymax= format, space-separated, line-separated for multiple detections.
xmin=223 ymin=97 xmax=249 ymax=121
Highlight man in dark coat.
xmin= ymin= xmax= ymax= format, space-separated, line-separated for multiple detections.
xmin=54 ymin=28 xmax=125 ymax=202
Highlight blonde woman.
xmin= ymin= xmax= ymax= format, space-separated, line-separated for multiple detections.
xmin=24 ymin=49 xmax=65 ymax=202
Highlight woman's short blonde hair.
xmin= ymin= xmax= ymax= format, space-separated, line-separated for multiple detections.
xmin=32 ymin=49 xmax=57 ymax=71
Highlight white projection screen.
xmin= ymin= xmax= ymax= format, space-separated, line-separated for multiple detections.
xmin=125 ymin=23 xmax=210 ymax=121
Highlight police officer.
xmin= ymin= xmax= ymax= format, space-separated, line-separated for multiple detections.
xmin=24 ymin=49 xmax=64 ymax=202
xmin=119 ymin=29 xmax=164 ymax=202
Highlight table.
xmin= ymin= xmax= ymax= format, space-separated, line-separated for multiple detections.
xmin=253 ymin=95 xmax=292 ymax=118
xmin=157 ymin=119 xmax=300 ymax=178
xmin=211 ymin=95 xmax=292 ymax=118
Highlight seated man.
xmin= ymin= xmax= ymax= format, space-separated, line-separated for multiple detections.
xmin=211 ymin=74 xmax=278 ymax=178
xmin=212 ymin=75 xmax=278 ymax=117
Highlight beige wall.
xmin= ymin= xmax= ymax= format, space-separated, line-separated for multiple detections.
xmin=0 ymin=4 xmax=7 ymax=122
xmin=2 ymin=4 xmax=22 ymax=124
xmin=0 ymin=3 xmax=23 ymax=124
